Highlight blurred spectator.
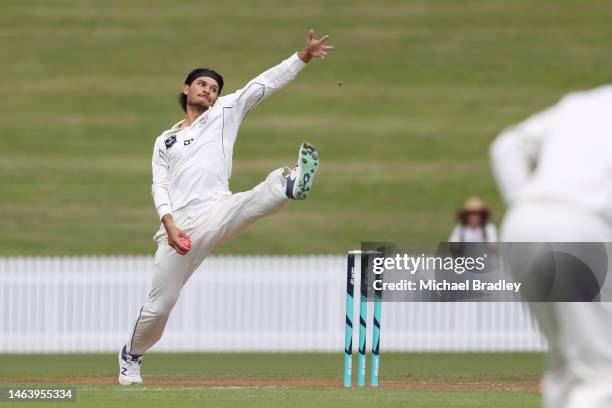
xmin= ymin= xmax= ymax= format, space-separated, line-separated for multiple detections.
xmin=449 ymin=197 xmax=497 ymax=243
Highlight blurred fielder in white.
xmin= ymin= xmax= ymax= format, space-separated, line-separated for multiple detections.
xmin=491 ymin=86 xmax=612 ymax=408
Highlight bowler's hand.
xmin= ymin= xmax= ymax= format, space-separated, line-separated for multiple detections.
xmin=166 ymin=224 xmax=191 ymax=256
xmin=161 ymin=214 xmax=191 ymax=255
xmin=298 ymin=29 xmax=334 ymax=63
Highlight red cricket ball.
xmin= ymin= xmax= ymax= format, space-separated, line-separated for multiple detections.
xmin=179 ymin=238 xmax=192 ymax=250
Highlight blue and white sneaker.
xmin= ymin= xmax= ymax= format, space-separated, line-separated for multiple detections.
xmin=285 ymin=142 xmax=319 ymax=200
xmin=118 ymin=345 xmax=143 ymax=385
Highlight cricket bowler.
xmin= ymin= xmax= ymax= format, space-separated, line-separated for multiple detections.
xmin=491 ymin=86 xmax=612 ymax=407
xmin=118 ymin=29 xmax=334 ymax=385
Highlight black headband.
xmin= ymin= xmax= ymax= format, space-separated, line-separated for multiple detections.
xmin=185 ymin=68 xmax=224 ymax=93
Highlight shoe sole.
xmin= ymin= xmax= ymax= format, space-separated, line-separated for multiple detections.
xmin=293 ymin=142 xmax=319 ymax=200
xmin=118 ymin=377 xmax=143 ymax=386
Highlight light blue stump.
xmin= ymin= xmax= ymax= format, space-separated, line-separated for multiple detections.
xmin=371 ymin=289 xmax=382 ymax=387
xmin=357 ymin=254 xmax=369 ymax=387
xmin=343 ymin=253 xmax=356 ymax=388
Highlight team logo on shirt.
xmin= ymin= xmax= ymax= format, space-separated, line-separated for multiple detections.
xmin=164 ymin=135 xmax=177 ymax=149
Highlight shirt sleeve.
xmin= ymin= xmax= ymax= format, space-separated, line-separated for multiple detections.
xmin=489 ymin=103 xmax=561 ymax=205
xmin=151 ymin=138 xmax=172 ymax=220
xmin=219 ymin=52 xmax=306 ymax=121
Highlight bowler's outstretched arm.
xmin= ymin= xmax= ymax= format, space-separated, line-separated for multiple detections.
xmin=220 ymin=29 xmax=334 ymax=120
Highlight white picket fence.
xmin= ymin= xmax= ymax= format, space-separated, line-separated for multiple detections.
xmin=0 ymin=256 xmax=545 ymax=353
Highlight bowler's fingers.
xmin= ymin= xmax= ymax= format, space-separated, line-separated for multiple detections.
xmin=307 ymin=29 xmax=314 ymax=42
xmin=318 ymin=34 xmax=330 ymax=43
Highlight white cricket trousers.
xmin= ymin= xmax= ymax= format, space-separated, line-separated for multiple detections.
xmin=126 ymin=168 xmax=288 ymax=355
xmin=501 ymin=200 xmax=612 ymax=408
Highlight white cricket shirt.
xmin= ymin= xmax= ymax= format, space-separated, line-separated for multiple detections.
xmin=490 ymin=85 xmax=612 ymax=223
xmin=449 ymin=224 xmax=498 ymax=243
xmin=151 ymin=52 xmax=306 ymax=221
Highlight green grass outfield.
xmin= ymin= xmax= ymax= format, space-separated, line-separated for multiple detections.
xmin=0 ymin=352 xmax=544 ymax=407
xmin=2 ymin=0 xmax=612 ymax=255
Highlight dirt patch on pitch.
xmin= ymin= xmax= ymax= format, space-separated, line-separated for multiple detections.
xmin=383 ymin=376 xmax=540 ymax=392
xmin=2 ymin=375 xmax=540 ymax=392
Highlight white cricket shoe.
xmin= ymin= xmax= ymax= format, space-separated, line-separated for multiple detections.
xmin=118 ymin=345 xmax=143 ymax=385
xmin=285 ymin=142 xmax=319 ymax=200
